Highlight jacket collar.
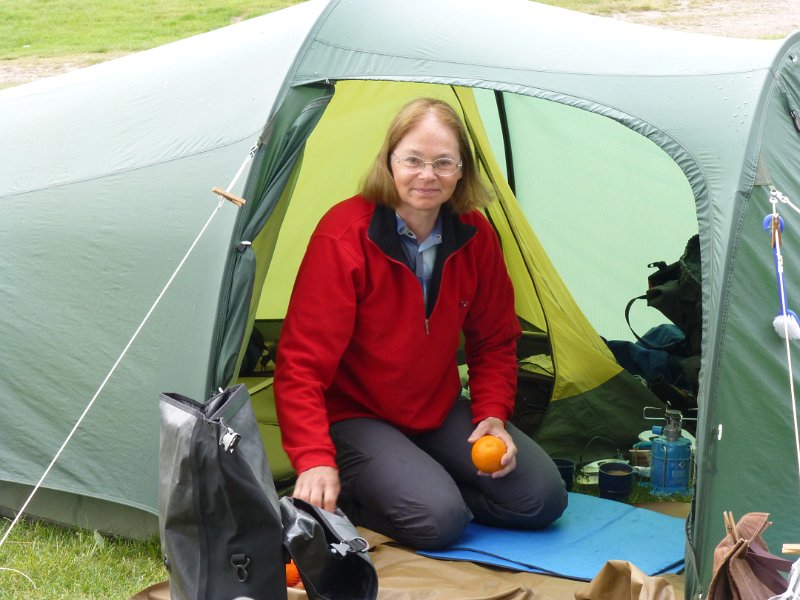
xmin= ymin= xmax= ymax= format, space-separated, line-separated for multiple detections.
xmin=367 ymin=202 xmax=477 ymax=260
xmin=368 ymin=202 xmax=478 ymax=316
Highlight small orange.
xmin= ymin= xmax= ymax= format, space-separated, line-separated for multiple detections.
xmin=285 ymin=558 xmax=301 ymax=587
xmin=471 ymin=435 xmax=506 ymax=473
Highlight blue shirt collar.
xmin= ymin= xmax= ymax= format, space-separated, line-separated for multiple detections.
xmin=395 ymin=212 xmax=443 ymax=250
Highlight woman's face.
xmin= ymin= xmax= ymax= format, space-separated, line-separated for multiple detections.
xmin=390 ymin=113 xmax=463 ymax=217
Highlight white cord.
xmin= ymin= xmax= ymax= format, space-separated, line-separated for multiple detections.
xmin=0 ymin=144 xmax=257 ymax=551
xmin=774 ymin=186 xmax=800 ymax=216
xmin=769 ymin=188 xmax=800 ymax=500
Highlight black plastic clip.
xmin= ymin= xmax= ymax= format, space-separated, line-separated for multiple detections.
xmin=231 ymin=553 xmax=251 ymax=582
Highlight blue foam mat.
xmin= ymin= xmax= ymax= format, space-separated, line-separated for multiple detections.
xmin=419 ymin=492 xmax=685 ymax=581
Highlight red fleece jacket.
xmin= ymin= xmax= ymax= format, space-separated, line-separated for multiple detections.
xmin=274 ymin=195 xmax=521 ymax=474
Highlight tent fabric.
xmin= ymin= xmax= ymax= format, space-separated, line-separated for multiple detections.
xmin=2 ymin=1 xmax=800 ymax=597
xmin=0 ymin=0 xmax=327 ymax=537
xmin=214 ymin=84 xmax=334 ymax=387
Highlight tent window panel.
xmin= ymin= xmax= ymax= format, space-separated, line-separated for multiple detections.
xmin=476 ymin=89 xmax=697 ymax=342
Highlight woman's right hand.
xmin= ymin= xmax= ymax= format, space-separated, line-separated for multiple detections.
xmin=292 ymin=465 xmax=341 ymax=513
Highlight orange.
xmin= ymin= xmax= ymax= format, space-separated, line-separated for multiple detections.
xmin=471 ymin=435 xmax=506 ymax=473
xmin=285 ymin=559 xmax=301 ymax=587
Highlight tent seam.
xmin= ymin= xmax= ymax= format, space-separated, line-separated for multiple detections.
xmin=307 ymin=38 xmax=775 ymax=79
xmin=0 ymin=130 xmax=264 ymax=200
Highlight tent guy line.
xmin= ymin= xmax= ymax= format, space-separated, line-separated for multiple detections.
xmin=0 ymin=148 xmax=256 ymax=552
xmin=767 ymin=188 xmax=800 ymax=500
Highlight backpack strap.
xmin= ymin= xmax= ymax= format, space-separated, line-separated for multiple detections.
xmin=624 ymin=294 xmax=651 ymax=347
xmin=625 ymin=294 xmax=691 ymax=355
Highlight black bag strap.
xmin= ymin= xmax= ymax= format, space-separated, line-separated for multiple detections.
xmin=624 ymin=294 xmax=652 ymax=348
xmin=625 ymin=293 xmax=691 ymax=355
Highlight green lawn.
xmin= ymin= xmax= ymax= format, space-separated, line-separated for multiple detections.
xmin=0 ymin=520 xmax=163 ymax=599
xmin=0 ymin=0 xmax=682 ymax=60
xmin=0 ymin=0 xmax=301 ymax=60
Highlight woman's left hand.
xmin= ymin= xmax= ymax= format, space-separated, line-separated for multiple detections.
xmin=468 ymin=416 xmax=517 ymax=478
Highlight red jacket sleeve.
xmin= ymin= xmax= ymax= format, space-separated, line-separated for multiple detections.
xmin=462 ymin=218 xmax=521 ymax=424
xmin=274 ymin=232 xmax=362 ymax=473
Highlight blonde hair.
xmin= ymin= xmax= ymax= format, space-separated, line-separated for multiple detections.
xmin=360 ymin=98 xmax=490 ymax=214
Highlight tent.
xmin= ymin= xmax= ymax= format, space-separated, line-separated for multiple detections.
xmin=2 ymin=0 xmax=800 ymax=596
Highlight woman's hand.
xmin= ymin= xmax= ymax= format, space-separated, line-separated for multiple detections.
xmin=468 ymin=417 xmax=517 ymax=478
xmin=293 ymin=465 xmax=341 ymax=513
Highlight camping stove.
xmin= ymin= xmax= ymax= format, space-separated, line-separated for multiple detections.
xmin=646 ymin=408 xmax=693 ymax=495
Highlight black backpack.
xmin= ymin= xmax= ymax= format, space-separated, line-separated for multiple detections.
xmin=241 ymin=328 xmax=273 ymax=375
xmin=623 ymin=234 xmax=702 ymax=413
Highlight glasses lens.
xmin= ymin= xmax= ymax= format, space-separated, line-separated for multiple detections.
xmin=433 ymin=159 xmax=458 ymax=175
xmin=401 ymin=156 xmax=425 ymax=170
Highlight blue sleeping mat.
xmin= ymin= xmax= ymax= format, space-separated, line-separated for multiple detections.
xmin=419 ymin=492 xmax=685 ymax=581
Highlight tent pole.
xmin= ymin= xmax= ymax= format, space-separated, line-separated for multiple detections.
xmin=494 ymin=90 xmax=516 ymax=195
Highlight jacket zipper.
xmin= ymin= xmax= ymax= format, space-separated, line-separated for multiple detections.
xmin=367 ymin=215 xmax=477 ymax=337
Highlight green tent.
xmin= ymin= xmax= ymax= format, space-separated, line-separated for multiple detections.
xmin=2 ymin=1 xmax=800 ymax=596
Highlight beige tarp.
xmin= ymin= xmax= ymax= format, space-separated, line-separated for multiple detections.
xmin=132 ymin=503 xmax=687 ymax=600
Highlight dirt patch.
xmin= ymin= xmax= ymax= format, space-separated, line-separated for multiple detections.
xmin=2 ymin=2 xmax=799 ymax=90
xmin=0 ymin=52 xmax=128 ymax=90
xmin=611 ymin=0 xmax=800 ymax=39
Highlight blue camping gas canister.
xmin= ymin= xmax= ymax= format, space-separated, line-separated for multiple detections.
xmin=650 ymin=409 xmax=692 ymax=495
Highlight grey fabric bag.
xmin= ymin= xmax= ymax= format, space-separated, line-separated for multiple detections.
xmin=158 ymin=383 xmax=287 ymax=600
xmin=280 ymin=496 xmax=378 ymax=600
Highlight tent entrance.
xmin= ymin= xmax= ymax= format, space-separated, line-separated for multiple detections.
xmin=249 ymin=80 xmax=698 ymax=344
xmin=239 ymin=79 xmax=696 ymax=482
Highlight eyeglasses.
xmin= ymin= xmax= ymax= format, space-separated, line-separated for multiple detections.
xmin=392 ymin=154 xmax=462 ymax=176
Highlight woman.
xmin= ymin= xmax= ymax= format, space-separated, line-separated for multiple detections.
xmin=275 ymin=97 xmax=567 ymax=550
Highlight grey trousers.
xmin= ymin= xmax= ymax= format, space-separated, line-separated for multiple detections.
xmin=330 ymin=398 xmax=568 ymax=550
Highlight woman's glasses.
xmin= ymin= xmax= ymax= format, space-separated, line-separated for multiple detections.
xmin=392 ymin=154 xmax=462 ymax=176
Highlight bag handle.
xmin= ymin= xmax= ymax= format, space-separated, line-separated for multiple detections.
xmin=290 ymin=497 xmax=370 ymax=556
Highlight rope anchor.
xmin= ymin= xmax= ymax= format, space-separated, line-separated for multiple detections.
xmin=764 ymin=187 xmax=800 ymax=339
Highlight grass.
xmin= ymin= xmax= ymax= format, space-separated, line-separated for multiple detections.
xmin=574 ymin=478 xmax=693 ymax=504
xmin=0 ymin=519 xmax=163 ymax=600
xmin=0 ymin=0 xmax=301 ymax=60
xmin=0 ymin=0 xmax=693 ymax=597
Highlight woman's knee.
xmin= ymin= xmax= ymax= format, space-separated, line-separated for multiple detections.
xmin=473 ymin=471 xmax=568 ymax=530
xmin=390 ymin=496 xmax=472 ymax=550
xmin=526 ymin=482 xmax=568 ymax=527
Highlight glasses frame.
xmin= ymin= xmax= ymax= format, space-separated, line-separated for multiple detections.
xmin=391 ymin=154 xmax=463 ymax=176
